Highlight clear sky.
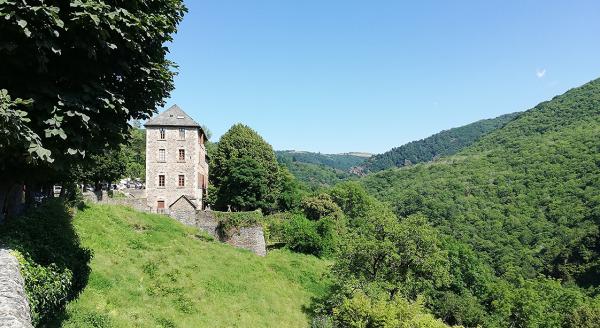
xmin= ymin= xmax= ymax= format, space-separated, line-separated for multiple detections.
xmin=162 ymin=0 xmax=600 ymax=154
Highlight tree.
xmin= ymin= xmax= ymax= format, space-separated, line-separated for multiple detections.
xmin=301 ymin=193 xmax=343 ymax=221
xmin=211 ymin=124 xmax=282 ymax=212
xmin=0 ymin=0 xmax=186 ymax=215
xmin=121 ymin=127 xmax=146 ymax=180
xmin=334 ymin=214 xmax=451 ymax=300
xmin=215 ymin=157 xmax=271 ymax=211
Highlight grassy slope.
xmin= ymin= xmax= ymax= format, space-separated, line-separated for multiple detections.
xmin=62 ymin=204 xmax=331 ymax=327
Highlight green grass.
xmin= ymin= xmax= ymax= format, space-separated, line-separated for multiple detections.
xmin=61 ymin=204 xmax=331 ymax=327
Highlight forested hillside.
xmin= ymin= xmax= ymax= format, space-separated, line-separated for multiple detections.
xmin=360 ymin=112 xmax=519 ymax=173
xmin=276 ymin=151 xmax=368 ymax=190
xmin=360 ymin=79 xmax=600 ymax=326
xmin=280 ymin=161 xmax=356 ymax=191
xmin=276 ymin=150 xmax=369 ymax=170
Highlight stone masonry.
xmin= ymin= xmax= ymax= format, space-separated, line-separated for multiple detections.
xmin=145 ymin=105 xmax=209 ymax=213
xmin=0 ymin=249 xmax=32 ymax=328
xmin=224 ymin=227 xmax=267 ymax=257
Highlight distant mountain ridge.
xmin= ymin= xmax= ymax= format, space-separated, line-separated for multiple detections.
xmin=275 ymin=150 xmax=367 ymax=190
xmin=276 ymin=150 xmax=369 ymax=171
xmin=356 ymin=112 xmax=521 ymax=173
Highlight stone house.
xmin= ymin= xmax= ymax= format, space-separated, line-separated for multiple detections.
xmin=145 ymin=105 xmax=209 ymax=213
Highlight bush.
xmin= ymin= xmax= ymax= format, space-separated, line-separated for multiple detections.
xmin=0 ymin=199 xmax=91 ymax=326
xmin=12 ymin=251 xmax=73 ymax=326
xmin=565 ymin=298 xmax=600 ymax=328
xmin=301 ymin=194 xmax=343 ymax=221
xmin=281 ymin=214 xmax=338 ymax=257
xmin=283 ymin=214 xmax=322 ymax=255
xmin=332 ymin=291 xmax=453 ymax=328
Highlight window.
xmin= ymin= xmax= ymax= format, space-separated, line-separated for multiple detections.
xmin=178 ymin=149 xmax=185 ymax=161
xmin=158 ymin=175 xmax=165 ymax=187
xmin=158 ymin=149 xmax=165 ymax=162
xmin=198 ymin=173 xmax=208 ymax=190
xmin=179 ymin=128 xmax=185 ymax=140
xmin=159 ymin=128 xmax=165 ymax=140
xmin=178 ymin=175 xmax=185 ymax=187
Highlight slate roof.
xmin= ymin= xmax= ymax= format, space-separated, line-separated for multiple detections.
xmin=145 ymin=105 xmax=201 ymax=127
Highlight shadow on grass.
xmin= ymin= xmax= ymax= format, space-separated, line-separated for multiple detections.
xmin=0 ymin=199 xmax=92 ymax=327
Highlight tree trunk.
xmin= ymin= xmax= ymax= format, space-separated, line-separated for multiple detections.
xmin=0 ymin=181 xmax=24 ymax=220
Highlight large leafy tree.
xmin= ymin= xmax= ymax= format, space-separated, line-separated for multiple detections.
xmin=0 ymin=0 xmax=186 ymax=214
xmin=212 ymin=124 xmax=288 ymax=212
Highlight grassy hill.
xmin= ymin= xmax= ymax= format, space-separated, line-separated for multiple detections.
xmin=362 ymin=78 xmax=600 ymax=285
xmin=61 ymin=204 xmax=331 ymax=327
xmin=360 ymin=112 xmax=519 ymax=173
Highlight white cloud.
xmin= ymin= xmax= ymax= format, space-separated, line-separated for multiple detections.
xmin=536 ymin=68 xmax=546 ymax=78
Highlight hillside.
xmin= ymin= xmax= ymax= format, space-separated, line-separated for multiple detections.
xmin=362 ymin=79 xmax=600 ymax=285
xmin=62 ymin=204 xmax=331 ymax=327
xmin=281 ymin=161 xmax=357 ymax=191
xmin=359 ymin=112 xmax=520 ymax=173
xmin=276 ymin=151 xmax=368 ymax=189
xmin=276 ymin=150 xmax=369 ymax=171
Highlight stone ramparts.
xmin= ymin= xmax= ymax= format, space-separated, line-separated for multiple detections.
xmin=195 ymin=211 xmax=266 ymax=256
xmin=0 ymin=249 xmax=32 ymax=328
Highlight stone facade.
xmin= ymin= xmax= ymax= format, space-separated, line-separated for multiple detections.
xmin=0 ymin=249 xmax=33 ymax=328
xmin=145 ymin=105 xmax=209 ymax=213
xmin=169 ymin=195 xmax=198 ymax=226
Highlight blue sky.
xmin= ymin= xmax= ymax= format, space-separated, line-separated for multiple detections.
xmin=162 ymin=0 xmax=600 ymax=154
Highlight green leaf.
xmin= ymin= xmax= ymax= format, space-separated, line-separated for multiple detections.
xmin=17 ymin=19 xmax=27 ymax=28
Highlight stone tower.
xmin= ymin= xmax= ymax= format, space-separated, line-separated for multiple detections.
xmin=144 ymin=105 xmax=209 ymax=213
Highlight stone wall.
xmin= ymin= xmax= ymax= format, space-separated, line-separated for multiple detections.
xmin=196 ymin=211 xmax=219 ymax=238
xmin=195 ymin=211 xmax=266 ymax=256
xmin=169 ymin=197 xmax=197 ymax=226
xmin=0 ymin=249 xmax=32 ymax=328
xmin=225 ymin=227 xmax=267 ymax=257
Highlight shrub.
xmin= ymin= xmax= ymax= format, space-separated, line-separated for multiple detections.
xmin=281 ymin=214 xmax=339 ymax=257
xmin=283 ymin=214 xmax=323 ymax=255
xmin=332 ymin=291 xmax=453 ymax=328
xmin=12 ymin=251 xmax=73 ymax=326
xmin=301 ymin=193 xmax=343 ymax=221
xmin=0 ymin=199 xmax=91 ymax=326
